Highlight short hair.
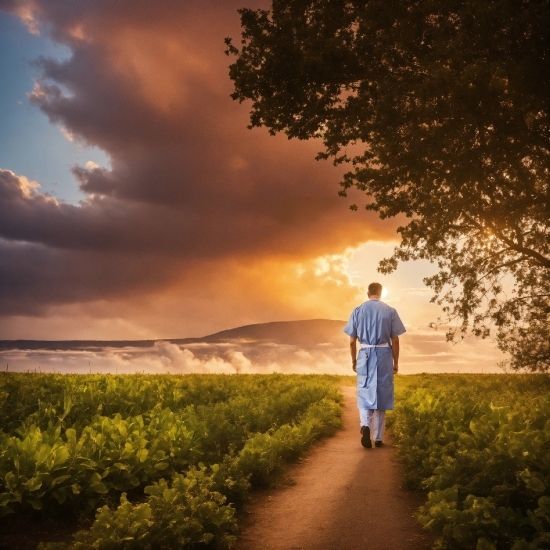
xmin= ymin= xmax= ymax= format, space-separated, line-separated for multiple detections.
xmin=368 ymin=282 xmax=383 ymax=296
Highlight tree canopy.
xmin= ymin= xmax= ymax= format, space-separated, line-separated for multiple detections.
xmin=226 ymin=0 xmax=550 ymax=371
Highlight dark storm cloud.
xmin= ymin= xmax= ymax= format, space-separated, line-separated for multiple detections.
xmin=0 ymin=0 xmax=398 ymax=328
xmin=0 ymin=237 xmax=187 ymax=315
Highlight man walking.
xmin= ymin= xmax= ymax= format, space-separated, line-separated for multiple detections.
xmin=344 ymin=282 xmax=406 ymax=448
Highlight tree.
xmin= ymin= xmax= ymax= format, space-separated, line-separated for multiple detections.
xmin=225 ymin=0 xmax=550 ymax=371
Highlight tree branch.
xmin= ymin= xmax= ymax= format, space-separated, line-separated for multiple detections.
xmin=488 ymin=223 xmax=550 ymax=268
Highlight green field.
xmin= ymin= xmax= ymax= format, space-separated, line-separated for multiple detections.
xmin=1 ymin=373 xmax=549 ymax=550
xmin=388 ymin=374 xmax=550 ymax=550
xmin=0 ymin=373 xmax=342 ymax=549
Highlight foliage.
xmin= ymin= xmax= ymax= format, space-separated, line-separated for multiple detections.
xmin=0 ymin=373 xmax=342 ymax=548
xmin=0 ymin=373 xmax=278 ymax=434
xmin=226 ymin=0 xmax=550 ymax=371
xmin=236 ymin=397 xmax=341 ymax=486
xmin=389 ymin=374 xmax=550 ymax=549
xmin=39 ymin=467 xmax=237 ymax=550
xmin=0 ymin=406 xmax=197 ymax=516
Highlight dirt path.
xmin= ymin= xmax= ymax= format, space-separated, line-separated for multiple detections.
xmin=237 ymin=385 xmax=433 ymax=550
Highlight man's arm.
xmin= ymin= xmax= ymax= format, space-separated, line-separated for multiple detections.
xmin=391 ymin=336 xmax=400 ymax=374
xmin=350 ymin=336 xmax=357 ymax=372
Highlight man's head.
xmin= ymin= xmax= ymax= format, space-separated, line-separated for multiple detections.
xmin=367 ymin=282 xmax=383 ymax=298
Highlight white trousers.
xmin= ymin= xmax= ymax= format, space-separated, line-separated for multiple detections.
xmin=359 ymin=409 xmax=386 ymax=441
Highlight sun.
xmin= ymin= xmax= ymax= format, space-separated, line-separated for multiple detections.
xmin=381 ymin=287 xmax=389 ymax=300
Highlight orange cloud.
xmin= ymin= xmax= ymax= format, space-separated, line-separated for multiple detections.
xmin=0 ymin=0 xmax=401 ymax=338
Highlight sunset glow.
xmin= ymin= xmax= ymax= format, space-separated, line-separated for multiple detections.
xmin=0 ymin=2 xmax=505 ymax=371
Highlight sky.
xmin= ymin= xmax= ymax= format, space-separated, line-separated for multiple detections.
xmin=0 ymin=1 xmax=505 ymax=371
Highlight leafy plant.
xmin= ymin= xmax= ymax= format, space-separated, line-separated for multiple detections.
xmin=0 ymin=373 xmax=343 ymax=547
xmin=389 ymin=374 xmax=550 ymax=549
xmin=39 ymin=466 xmax=237 ymax=550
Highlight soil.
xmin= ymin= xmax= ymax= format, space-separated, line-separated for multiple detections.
xmin=0 ymin=515 xmax=79 ymax=550
xmin=236 ymin=385 xmax=434 ymax=550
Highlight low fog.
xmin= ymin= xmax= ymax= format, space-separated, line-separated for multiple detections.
xmin=0 ymin=320 xmax=506 ymax=375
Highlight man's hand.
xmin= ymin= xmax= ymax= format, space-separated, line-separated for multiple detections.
xmin=350 ymin=337 xmax=358 ymax=373
xmin=391 ymin=336 xmax=400 ymax=375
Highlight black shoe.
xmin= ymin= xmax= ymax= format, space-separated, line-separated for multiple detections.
xmin=361 ymin=426 xmax=372 ymax=448
xmin=375 ymin=440 xmax=383 ymax=448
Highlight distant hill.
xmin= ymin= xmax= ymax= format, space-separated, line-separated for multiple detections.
xmin=191 ymin=319 xmax=345 ymax=346
xmin=0 ymin=319 xmax=347 ymax=351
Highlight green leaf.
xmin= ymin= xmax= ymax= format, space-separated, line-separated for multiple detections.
xmin=50 ymin=475 xmax=71 ymax=488
xmin=53 ymin=489 xmax=68 ymax=505
xmin=89 ymin=472 xmax=102 ymax=485
xmin=538 ymin=496 xmax=550 ymax=514
xmin=128 ymin=476 xmax=140 ymax=488
xmin=51 ymin=447 xmax=70 ymax=468
xmin=25 ymin=478 xmax=43 ymax=492
xmin=526 ymin=476 xmax=546 ymax=494
xmin=91 ymin=482 xmax=108 ymax=494
xmin=4 ymin=471 xmax=17 ymax=490
xmin=138 ymin=449 xmax=149 ymax=463
xmin=29 ymin=498 xmax=43 ymax=510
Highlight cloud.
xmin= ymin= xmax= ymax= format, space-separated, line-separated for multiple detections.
xmin=0 ymin=1 xmax=400 ymax=338
xmin=0 ymin=326 xmax=506 ymax=375
xmin=0 ymin=252 xmax=365 ymax=338
xmin=398 ymin=326 xmax=506 ymax=372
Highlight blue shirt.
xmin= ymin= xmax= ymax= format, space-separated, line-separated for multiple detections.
xmin=343 ymin=299 xmax=406 ymax=344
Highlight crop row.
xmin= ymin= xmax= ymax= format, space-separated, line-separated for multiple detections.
xmin=0 ymin=373 xmax=329 ymax=435
xmin=389 ymin=374 xmax=550 ymax=550
xmin=0 ymin=373 xmax=343 ymax=549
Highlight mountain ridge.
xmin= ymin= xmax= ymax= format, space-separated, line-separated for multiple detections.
xmin=0 ymin=319 xmax=347 ymax=351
